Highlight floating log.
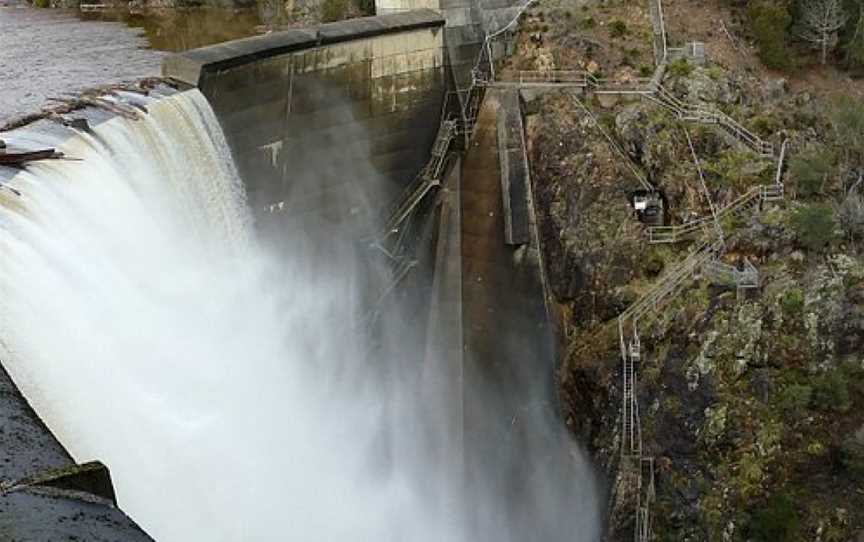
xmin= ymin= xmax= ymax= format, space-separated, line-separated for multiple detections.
xmin=80 ymin=97 xmax=143 ymax=121
xmin=0 ymin=147 xmax=64 ymax=167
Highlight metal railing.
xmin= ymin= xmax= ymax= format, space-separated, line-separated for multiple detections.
xmin=647 ymin=182 xmax=783 ymax=244
xmin=635 ymin=457 xmax=656 ymax=542
xmin=379 ymin=119 xmax=456 ymax=240
xmin=702 ymin=258 xmax=759 ymax=287
xmin=649 ymin=0 xmax=668 ymax=65
xmin=476 ymin=70 xmax=655 ymax=94
xmin=647 ymin=85 xmax=775 ymax=158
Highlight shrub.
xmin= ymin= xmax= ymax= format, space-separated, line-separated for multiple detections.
xmin=779 ymin=383 xmax=812 ymax=415
xmin=580 ymin=16 xmax=596 ymax=29
xmin=667 ymin=58 xmax=692 ymax=77
xmin=837 ymin=191 xmax=864 ymax=241
xmin=789 ymin=204 xmax=836 ymax=252
xmin=747 ymin=493 xmax=799 ymax=542
xmin=609 ymin=19 xmax=628 ymax=38
xmin=790 ymin=149 xmax=835 ymax=198
xmin=781 ymin=288 xmax=804 ymax=314
xmin=831 ymin=95 xmax=864 ymax=161
xmin=639 ymin=65 xmax=654 ymax=77
xmin=748 ymin=1 xmax=793 ymax=70
xmin=321 ymin=0 xmax=348 ymax=22
xmin=706 ymin=65 xmax=724 ymax=80
xmin=643 ymin=251 xmax=665 ymax=277
xmin=811 ymin=370 xmax=851 ymax=413
xmin=840 ymin=431 xmax=864 ymax=478
xmin=705 ymin=150 xmax=758 ymax=191
xmin=751 ymin=115 xmax=781 ymax=138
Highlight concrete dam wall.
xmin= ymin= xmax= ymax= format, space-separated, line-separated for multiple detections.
xmin=163 ymin=10 xmax=447 ymax=220
xmin=0 ymin=7 xmax=601 ymax=541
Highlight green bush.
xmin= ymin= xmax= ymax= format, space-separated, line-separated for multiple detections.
xmin=643 ymin=251 xmax=665 ymax=277
xmin=639 ymin=65 xmax=654 ymax=77
xmin=580 ymin=16 xmax=596 ymax=29
xmin=321 ymin=0 xmax=348 ymax=22
xmin=811 ymin=370 xmax=851 ymax=413
xmin=789 ymin=204 xmax=837 ymax=252
xmin=667 ymin=58 xmax=692 ymax=77
xmin=747 ymin=493 xmax=799 ymax=542
xmin=831 ymin=95 xmax=864 ymax=160
xmin=705 ymin=150 xmax=758 ymax=191
xmin=781 ymin=288 xmax=804 ymax=314
xmin=837 ymin=191 xmax=864 ymax=241
xmin=748 ymin=1 xmax=793 ymax=70
xmin=609 ymin=19 xmax=628 ymax=38
xmin=840 ymin=432 xmax=864 ymax=478
xmin=790 ymin=149 xmax=835 ymax=198
xmin=778 ymin=383 xmax=812 ymax=415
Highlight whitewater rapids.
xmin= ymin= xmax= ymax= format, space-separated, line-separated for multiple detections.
xmin=0 ymin=90 xmax=600 ymax=541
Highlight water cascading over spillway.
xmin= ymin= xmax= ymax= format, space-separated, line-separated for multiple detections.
xmin=0 ymin=90 xmax=600 ymax=541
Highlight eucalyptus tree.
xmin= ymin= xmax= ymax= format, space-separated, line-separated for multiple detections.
xmin=799 ymin=0 xmax=848 ymax=64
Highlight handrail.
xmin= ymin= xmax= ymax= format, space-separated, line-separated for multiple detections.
xmin=569 ymin=92 xmax=655 ymax=192
xmin=649 ymin=84 xmax=774 ymax=157
xmin=620 ymin=239 xmax=721 ymax=326
xmin=647 ymin=184 xmax=771 ymax=243
xmin=379 ymin=119 xmax=455 ymax=238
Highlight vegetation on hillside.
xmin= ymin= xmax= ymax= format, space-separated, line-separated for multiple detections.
xmin=508 ymin=0 xmax=864 ymax=539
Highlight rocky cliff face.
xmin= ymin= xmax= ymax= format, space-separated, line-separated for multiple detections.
xmin=523 ymin=55 xmax=864 ymax=541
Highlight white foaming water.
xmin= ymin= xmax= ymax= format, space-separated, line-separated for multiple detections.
xmin=0 ymin=90 xmax=600 ymax=541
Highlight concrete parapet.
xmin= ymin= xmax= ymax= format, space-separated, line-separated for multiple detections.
xmin=163 ymin=11 xmax=444 ymax=87
xmin=495 ymin=89 xmax=529 ymax=245
xmin=163 ymin=12 xmax=447 ymax=225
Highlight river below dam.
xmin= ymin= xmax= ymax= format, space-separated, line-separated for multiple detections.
xmin=0 ymin=0 xmax=264 ymax=125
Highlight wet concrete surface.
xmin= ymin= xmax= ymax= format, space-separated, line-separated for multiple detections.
xmin=1 ymin=488 xmax=154 ymax=542
xmin=0 ymin=1 xmax=164 ymax=124
xmin=0 ymin=361 xmax=154 ymax=541
xmin=0 ymin=364 xmax=71 ymax=483
xmin=460 ymin=95 xmax=592 ymax=539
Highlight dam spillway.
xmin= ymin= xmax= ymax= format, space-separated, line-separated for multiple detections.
xmin=0 ymin=10 xmax=601 ymax=542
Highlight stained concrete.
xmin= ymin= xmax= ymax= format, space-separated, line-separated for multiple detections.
xmin=0 ymin=364 xmax=153 ymax=542
xmin=163 ymin=11 xmax=447 ymax=224
xmin=0 ymin=488 xmax=154 ymax=542
xmin=496 ymin=90 xmax=529 ymax=245
xmin=457 ymin=93 xmax=585 ymax=538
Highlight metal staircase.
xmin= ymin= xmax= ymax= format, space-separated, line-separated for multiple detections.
xmin=621 ymin=239 xmax=724 ymax=327
xmin=476 ymin=70 xmax=654 ymax=95
xmin=379 ymin=119 xmax=456 ymax=240
xmin=647 ymin=183 xmax=783 ymax=243
xmin=702 ymin=257 xmax=759 ymax=288
xmin=473 ymin=2 xmax=790 ymax=539
xmin=621 ymin=329 xmax=642 ymax=457
xmin=636 ymin=457 xmax=656 ymax=542
xmin=615 ymin=238 xmax=722 ymax=542
xmin=648 ymin=0 xmax=668 ymax=64
xmin=647 ymin=85 xmax=775 ymax=158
